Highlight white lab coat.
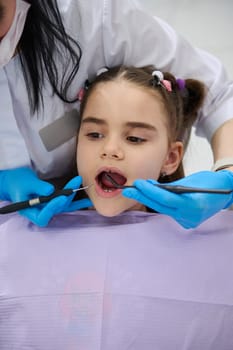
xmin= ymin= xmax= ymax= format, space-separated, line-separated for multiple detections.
xmin=1 ymin=0 xmax=233 ymax=178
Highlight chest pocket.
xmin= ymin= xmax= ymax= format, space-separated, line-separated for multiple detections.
xmin=39 ymin=109 xmax=80 ymax=151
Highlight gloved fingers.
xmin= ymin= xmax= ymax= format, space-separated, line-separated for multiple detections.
xmin=122 ymin=187 xmax=178 ymax=216
xmin=19 ymin=176 xmax=87 ymax=226
xmin=59 ymin=175 xmax=92 ymax=211
xmin=123 ymin=186 xmax=200 ymax=229
xmin=20 ymin=197 xmax=93 ymax=226
xmin=171 ymin=170 xmax=233 ymax=189
xmin=173 ymin=216 xmax=196 ymax=229
xmin=133 ymin=178 xmax=230 ymax=211
xmin=9 ymin=178 xmax=54 ymax=202
xmin=30 ymin=180 xmax=55 ymax=197
xmin=64 ymin=198 xmax=93 ymax=212
xmin=123 ymin=172 xmax=233 ymax=230
xmin=63 ymin=175 xmax=83 ymax=190
xmin=58 ymin=175 xmax=85 ymax=211
xmin=133 ymin=179 xmax=186 ymax=208
xmin=20 ymin=196 xmax=68 ymax=227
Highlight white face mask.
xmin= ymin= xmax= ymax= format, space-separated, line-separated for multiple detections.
xmin=0 ymin=0 xmax=31 ymax=68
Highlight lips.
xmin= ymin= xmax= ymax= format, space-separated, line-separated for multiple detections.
xmin=96 ymin=169 xmax=127 ymax=191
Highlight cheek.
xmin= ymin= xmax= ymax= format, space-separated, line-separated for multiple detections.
xmin=76 ymin=140 xmax=87 ymax=174
xmin=135 ymin=161 xmax=160 ymax=179
xmin=76 ymin=138 xmax=98 ymax=177
xmin=130 ymin=147 xmax=168 ymax=179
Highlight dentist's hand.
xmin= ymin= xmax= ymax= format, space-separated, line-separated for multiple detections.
xmin=0 ymin=168 xmax=92 ymax=226
xmin=0 ymin=167 xmax=55 ymax=202
xmin=122 ymin=170 xmax=233 ymax=229
xmin=20 ymin=176 xmax=92 ymax=226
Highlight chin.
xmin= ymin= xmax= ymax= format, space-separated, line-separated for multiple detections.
xmin=96 ymin=208 xmax=124 ymax=217
xmin=94 ymin=204 xmax=129 ymax=217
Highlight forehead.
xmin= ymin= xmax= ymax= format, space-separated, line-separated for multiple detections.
xmin=91 ymin=79 xmax=164 ymax=105
xmin=88 ymin=80 xmax=167 ymax=117
xmin=82 ymin=80 xmax=170 ymax=132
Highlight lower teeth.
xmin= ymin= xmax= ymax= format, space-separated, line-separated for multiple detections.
xmin=103 ymin=188 xmax=113 ymax=193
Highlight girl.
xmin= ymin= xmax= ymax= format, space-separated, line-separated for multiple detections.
xmin=76 ymin=66 xmax=233 ymax=223
xmin=76 ymin=65 xmax=205 ymax=216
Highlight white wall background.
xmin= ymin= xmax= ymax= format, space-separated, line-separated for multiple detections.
xmin=138 ymin=0 xmax=233 ymax=174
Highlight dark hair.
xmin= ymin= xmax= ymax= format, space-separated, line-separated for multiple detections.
xmin=80 ymin=65 xmax=206 ymax=182
xmin=18 ymin=0 xmax=82 ymax=113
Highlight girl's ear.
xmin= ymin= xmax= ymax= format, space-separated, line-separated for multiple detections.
xmin=161 ymin=141 xmax=183 ymax=175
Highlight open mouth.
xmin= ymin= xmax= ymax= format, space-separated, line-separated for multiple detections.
xmin=96 ymin=170 xmax=127 ymax=192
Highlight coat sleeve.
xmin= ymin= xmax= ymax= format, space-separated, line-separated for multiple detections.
xmin=100 ymin=0 xmax=233 ymax=141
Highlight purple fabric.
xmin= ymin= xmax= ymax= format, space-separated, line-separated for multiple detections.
xmin=0 ymin=209 xmax=233 ymax=349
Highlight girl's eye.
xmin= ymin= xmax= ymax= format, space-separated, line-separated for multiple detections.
xmin=127 ymin=136 xmax=146 ymax=143
xmin=86 ymin=132 xmax=104 ymax=139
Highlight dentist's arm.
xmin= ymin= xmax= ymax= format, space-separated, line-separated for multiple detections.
xmin=211 ymin=119 xmax=233 ymax=172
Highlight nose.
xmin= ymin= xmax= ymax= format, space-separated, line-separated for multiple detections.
xmin=100 ymin=137 xmax=124 ymax=160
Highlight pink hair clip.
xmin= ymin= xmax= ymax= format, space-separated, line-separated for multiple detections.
xmin=77 ymin=79 xmax=90 ymax=102
xmin=77 ymin=87 xmax=85 ymax=102
xmin=162 ymin=79 xmax=172 ymax=92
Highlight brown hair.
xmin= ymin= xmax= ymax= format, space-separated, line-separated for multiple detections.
xmin=79 ymin=65 xmax=206 ymax=182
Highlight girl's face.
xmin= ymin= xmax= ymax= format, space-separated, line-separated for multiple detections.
xmin=0 ymin=0 xmax=16 ymax=39
xmin=77 ymin=80 xmax=183 ymax=216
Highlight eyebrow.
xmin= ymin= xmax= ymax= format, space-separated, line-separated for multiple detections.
xmin=81 ymin=117 xmax=157 ymax=131
xmin=125 ymin=121 xmax=157 ymax=132
xmin=81 ymin=117 xmax=106 ymax=125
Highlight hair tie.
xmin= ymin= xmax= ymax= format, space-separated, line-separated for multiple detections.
xmin=152 ymin=70 xmax=164 ymax=82
xmin=176 ymin=79 xmax=186 ymax=91
xmin=152 ymin=70 xmax=172 ymax=92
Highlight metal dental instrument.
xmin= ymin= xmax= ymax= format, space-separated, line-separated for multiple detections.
xmin=104 ymin=173 xmax=233 ymax=194
xmin=0 ymin=184 xmax=92 ymax=214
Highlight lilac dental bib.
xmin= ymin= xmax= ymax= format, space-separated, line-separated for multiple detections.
xmin=0 ymin=209 xmax=233 ymax=349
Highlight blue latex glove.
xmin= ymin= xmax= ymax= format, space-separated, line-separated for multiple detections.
xmin=0 ymin=168 xmax=92 ymax=226
xmin=23 ymin=176 xmax=92 ymax=226
xmin=122 ymin=170 xmax=233 ymax=229
xmin=0 ymin=167 xmax=55 ymax=202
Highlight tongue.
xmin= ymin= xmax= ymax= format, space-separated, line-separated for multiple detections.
xmin=101 ymin=172 xmax=126 ymax=188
